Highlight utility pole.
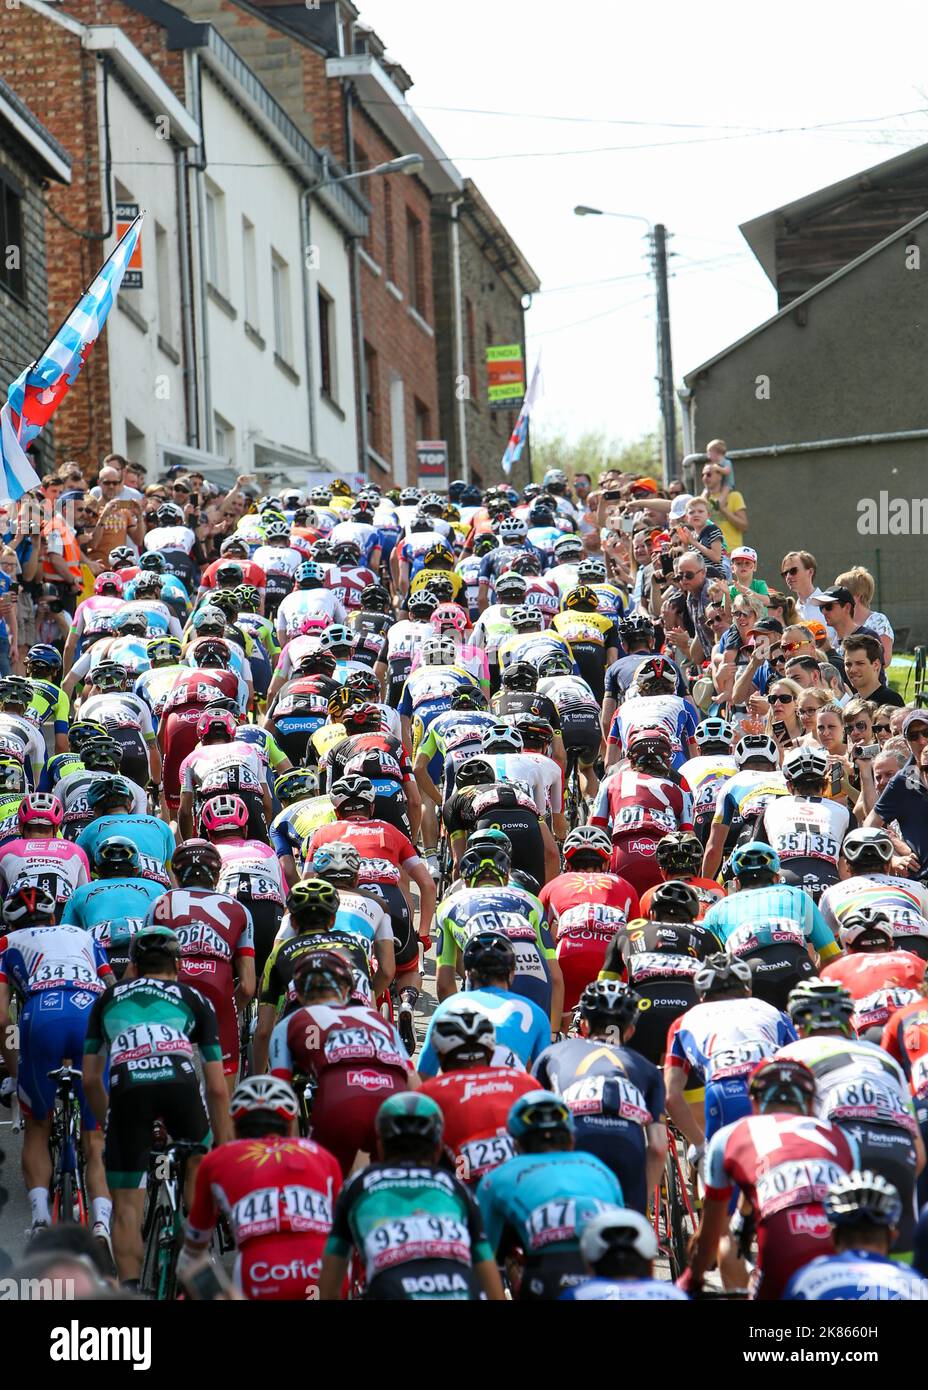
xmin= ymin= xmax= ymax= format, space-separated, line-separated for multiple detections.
xmin=652 ymin=224 xmax=677 ymax=486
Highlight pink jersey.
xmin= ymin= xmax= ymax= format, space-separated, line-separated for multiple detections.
xmin=72 ymin=594 xmax=123 ymax=638
xmin=178 ymin=743 xmax=265 ymax=798
xmin=216 ymin=839 xmax=285 ymax=905
xmin=0 ymin=837 xmax=91 ymax=904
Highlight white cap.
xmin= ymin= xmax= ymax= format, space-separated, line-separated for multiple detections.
xmin=668 ymin=493 xmax=694 ymax=521
xmin=731 ymin=546 xmax=757 ymax=563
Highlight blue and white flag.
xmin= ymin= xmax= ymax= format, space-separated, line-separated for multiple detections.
xmin=501 ymin=355 xmax=543 ymax=476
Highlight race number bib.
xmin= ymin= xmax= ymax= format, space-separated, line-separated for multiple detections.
xmin=365 ymin=1216 xmax=471 ymax=1274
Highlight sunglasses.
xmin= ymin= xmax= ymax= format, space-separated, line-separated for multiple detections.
xmin=873 ymin=724 xmax=892 ymax=735
xmin=781 ymin=641 xmax=808 ymax=652
xmin=675 ymin=571 xmax=700 ymax=581
xmin=818 ymin=601 xmax=838 ymax=611
xmin=844 ymin=718 xmax=870 ymax=733
xmin=100 ymin=480 xmax=119 ymax=487
xmin=906 ymin=727 xmax=928 ymax=742
xmin=780 ymin=566 xmax=799 ymax=579
xmin=769 ymin=692 xmax=795 ymax=704
xmin=734 ymin=610 xmax=752 ymax=620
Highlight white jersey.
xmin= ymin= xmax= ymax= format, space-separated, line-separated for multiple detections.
xmin=544 ymin=562 xmax=581 ymax=597
xmin=252 ymin=545 xmax=302 ymax=579
xmin=761 ymin=795 xmax=850 ymax=866
xmin=385 ymin=619 xmax=431 ymax=663
xmin=276 ymin=589 xmax=345 ymax=639
xmin=0 ymin=714 xmax=46 ymax=786
xmin=537 ymin=674 xmax=598 ymax=711
xmin=778 ymin=1036 xmax=915 ymax=1131
xmin=615 ymin=694 xmax=691 ymax=756
xmin=483 ymin=752 xmax=551 ymax=817
xmin=56 ymin=769 xmax=148 ymax=817
xmin=819 ymin=873 xmax=928 ymax=939
xmin=521 ymin=751 xmax=564 ymax=816
xmin=144 ymin=526 xmax=195 ymax=555
xmin=79 ymin=692 xmax=155 ymax=741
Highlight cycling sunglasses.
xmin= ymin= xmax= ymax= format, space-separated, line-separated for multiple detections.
xmin=873 ymin=722 xmax=892 ymax=735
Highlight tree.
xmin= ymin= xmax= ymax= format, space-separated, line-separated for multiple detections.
xmin=531 ymin=427 xmax=663 ymax=485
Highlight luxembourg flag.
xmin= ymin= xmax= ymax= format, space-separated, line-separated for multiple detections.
xmin=0 ymin=213 xmax=144 ymax=500
xmin=501 ymin=354 xmax=543 ymax=476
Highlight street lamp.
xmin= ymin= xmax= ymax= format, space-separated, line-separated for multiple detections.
xmin=319 ymin=151 xmax=425 ymax=190
xmin=573 ymin=204 xmax=677 ymax=485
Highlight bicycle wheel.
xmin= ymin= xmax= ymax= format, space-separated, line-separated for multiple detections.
xmin=665 ymin=1144 xmax=695 ymax=1280
xmin=140 ymin=1185 xmax=167 ymax=1298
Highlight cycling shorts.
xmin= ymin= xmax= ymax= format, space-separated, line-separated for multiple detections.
xmin=610 ymin=832 xmax=664 ymax=896
xmin=232 ymin=895 xmax=284 ymax=984
xmin=365 ymin=883 xmax=418 ymax=971
xmin=519 ymin=1253 xmax=588 ymax=1301
xmin=18 ymin=990 xmax=102 ymax=1127
xmin=274 ymin=716 xmax=324 ymax=766
xmin=739 ymin=944 xmax=816 ymax=1011
xmin=366 ymin=1260 xmax=481 ymax=1301
xmin=627 ymin=986 xmax=696 ymax=1068
xmin=705 ymin=1076 xmax=752 ymax=1143
xmin=572 ymin=1117 xmax=649 ymax=1215
xmin=310 ymin=1066 xmax=407 ymax=1175
xmin=183 ymin=978 xmax=241 ymax=1079
xmin=236 ymin=1235 xmax=325 ymax=1301
xmin=108 ymin=730 xmax=149 ymax=790
xmin=777 ymin=858 xmax=839 ymax=902
xmin=104 ymin=1071 xmax=210 ymax=1188
xmin=844 ymin=1120 xmax=918 ymax=1255
xmin=753 ymin=1209 xmax=835 ymax=1302
xmin=555 ymin=929 xmax=612 ymax=1010
xmin=560 ymin=707 xmax=601 ymax=767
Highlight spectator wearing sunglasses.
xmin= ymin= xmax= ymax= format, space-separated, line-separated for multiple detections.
xmin=779 ymin=550 xmax=835 ymax=631
xmin=797 ymin=687 xmax=833 ymax=745
xmin=865 ymin=711 xmax=928 ymax=877
xmin=672 ymin=551 xmax=713 ymax=660
xmin=810 ymin=585 xmax=878 ymax=654
xmin=842 ymin=633 xmax=903 ymax=708
xmin=873 ymin=713 xmax=894 ymax=745
xmin=730 ymin=616 xmax=784 ymax=704
xmin=765 ymin=589 xmax=798 ymax=629
xmin=843 ymin=698 xmax=877 ymax=750
xmin=762 ymin=677 xmax=804 ymax=748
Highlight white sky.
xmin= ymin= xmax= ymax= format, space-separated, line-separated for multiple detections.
xmin=355 ymin=0 xmax=928 ymax=449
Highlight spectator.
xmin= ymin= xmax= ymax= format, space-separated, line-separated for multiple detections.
xmin=779 ymin=550 xmax=834 ymax=627
xmin=728 ymin=546 xmax=771 ymax=609
xmin=40 ymin=477 xmax=82 ymax=604
xmin=699 ymin=459 xmax=747 ymax=552
xmin=842 ymin=633 xmax=904 ymax=709
xmin=842 ymin=698 xmax=877 ymax=753
xmin=88 ymin=454 xmax=142 ymax=502
xmin=785 ymin=654 xmax=826 ymax=690
xmin=675 ymin=497 xmax=725 ymax=574
xmin=866 ymin=711 xmax=928 ymax=875
xmin=762 ymin=676 xmax=804 ymax=750
xmin=797 ymin=686 xmax=833 ymax=743
xmin=834 ymin=565 xmax=894 ymax=665
xmin=766 ymin=589 xmax=798 ymax=628
xmin=672 ymin=550 xmax=713 ymax=660
xmin=88 ymin=468 xmax=145 ymax=561
xmin=705 ymin=437 xmax=734 ymax=488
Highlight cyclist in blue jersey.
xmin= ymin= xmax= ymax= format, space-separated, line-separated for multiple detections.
xmin=561 ymin=1208 xmax=688 ymax=1301
xmin=701 ymin=733 xmax=788 ymax=879
xmin=435 ymin=844 xmax=562 ymax=1023
xmin=418 ymin=932 xmax=550 ymax=1077
xmin=784 ymin=1171 xmax=928 ymax=1301
xmin=525 ymin=502 xmax=565 ymax=571
xmin=60 ymin=836 xmax=165 ymax=971
xmin=476 ymin=1090 xmax=624 ymax=1300
xmin=702 ymin=841 xmax=840 ymax=966
xmin=533 ymin=980 xmax=666 ymax=1214
xmin=76 ymin=790 xmax=175 ymax=891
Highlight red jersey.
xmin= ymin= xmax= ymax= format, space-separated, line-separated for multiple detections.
xmin=325 ymin=566 xmax=377 ymax=613
xmin=821 ymin=949 xmax=926 ymax=1001
xmin=186 ymin=1135 xmax=342 ymax=1300
xmin=639 ymin=876 xmax=726 ymax=923
xmin=881 ymin=994 xmax=928 ymax=1100
xmin=592 ymin=767 xmax=694 ymax=837
xmin=200 ymin=558 xmax=267 ymax=591
xmin=705 ymin=1112 xmax=856 ymax=1300
xmin=419 ymin=1067 xmax=539 ymax=1184
xmin=161 ymin=669 xmax=245 ymax=804
xmin=306 ymin=820 xmax=420 ymax=874
xmin=149 ymin=888 xmax=254 ymax=1073
xmin=539 ymin=872 xmax=640 ymax=940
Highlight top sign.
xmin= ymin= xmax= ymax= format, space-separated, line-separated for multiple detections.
xmin=486 ymin=343 xmax=525 ymax=410
xmin=115 ymin=202 xmax=143 ymax=290
xmin=416 ymin=439 xmax=449 ymax=490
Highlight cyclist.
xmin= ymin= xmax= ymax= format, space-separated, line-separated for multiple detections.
xmin=275 ymin=561 xmax=346 ymax=644
xmin=491 ymin=662 xmax=566 ymax=775
xmin=58 ymin=737 xmax=147 ymax=839
xmin=476 ymin=1090 xmax=625 ymax=1300
xmin=320 ymin=1092 xmax=504 ymax=1301
xmin=418 ymin=1001 xmax=537 ymax=1184
xmin=0 ymin=886 xmax=112 ymax=1237
xmin=178 ymin=709 xmax=271 ymax=842
xmin=269 ymin=767 xmax=335 ymax=888
xmin=881 ymin=989 xmax=928 ymax=1203
xmin=759 ymin=745 xmax=850 ymax=900
xmin=435 ymin=842 xmax=563 ymax=1026
xmin=322 ymin=701 xmax=421 ymax=840
xmin=75 ymin=773 xmax=175 ymax=889
xmin=199 ymin=792 xmax=285 ymax=981
xmin=536 ymin=651 xmax=603 ymax=801
xmin=307 ymin=841 xmax=396 ymax=997
xmin=533 ymin=980 xmax=666 ymax=1213
xmin=80 ymin=923 xmax=230 ymax=1285
xmin=268 ymin=947 xmax=412 ymax=1174
xmin=784 ymin=1171 xmax=928 ymax=1300
xmin=822 ymin=906 xmax=926 ymax=998
xmin=442 ymin=758 xmax=560 ymax=887
xmin=591 ymin=726 xmax=694 ymax=894
xmin=61 ymin=837 xmax=166 ymax=971
xmin=820 ymin=826 xmax=928 ymax=957
xmin=682 ymin=1058 xmax=857 ymax=1299
xmin=146 ymin=839 xmax=256 ymax=1092
xmin=639 ymin=829 xmax=726 ymax=920
xmin=551 ymin=585 xmax=619 ymax=703
xmin=420 ymin=931 xmax=551 ymax=1077
xmin=157 ymin=644 xmax=249 ymax=814
xmin=22 ymin=644 xmax=70 ymax=758
xmin=77 ymin=661 xmax=161 ymax=791
xmin=605 ymin=655 xmax=698 ymax=772
xmin=379 ymin=589 xmax=437 ymax=707
xmin=701 ymin=733 xmax=788 ymax=880
xmin=561 ymin=1207 xmax=689 ymax=1301
xmin=538 ymin=826 xmax=638 ymax=1014
xmin=702 ymin=840 xmax=840 ymax=966
xmin=0 ymin=793 xmax=89 ymax=912
xmin=678 ymin=717 xmax=738 ymax=845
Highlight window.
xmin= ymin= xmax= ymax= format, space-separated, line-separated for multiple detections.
xmin=383 ymin=179 xmax=396 ymax=284
xmin=242 ymin=218 xmax=258 ymax=330
xmin=0 ymin=174 xmax=24 ymax=300
xmin=465 ymin=297 xmax=477 ymax=407
xmin=353 ymin=144 xmax=374 ymax=258
xmin=406 ymin=210 xmax=424 ymax=315
xmin=214 ymin=412 xmax=235 ymax=463
xmin=155 ymin=222 xmax=173 ymax=347
xmin=364 ymin=340 xmax=380 ymax=452
xmin=125 ymin=419 xmax=145 ymax=468
xmin=414 ymin=397 xmax=430 ymax=442
xmin=271 ymin=250 xmax=292 ymax=362
xmin=205 ymin=181 xmax=228 ymax=294
xmin=318 ymin=287 xmax=336 ymax=401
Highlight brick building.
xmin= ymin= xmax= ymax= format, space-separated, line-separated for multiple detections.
xmin=0 ymin=76 xmax=71 ymax=477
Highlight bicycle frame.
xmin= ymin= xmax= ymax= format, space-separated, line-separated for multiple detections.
xmin=47 ymin=1066 xmax=88 ymax=1226
xmin=141 ymin=1137 xmax=205 ymax=1301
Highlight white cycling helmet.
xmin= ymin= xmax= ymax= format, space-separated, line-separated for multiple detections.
xmin=481 ymin=723 xmax=524 ymax=754
xmin=694 ymin=717 xmax=735 ymax=749
xmin=734 ymin=733 xmax=779 ymax=767
xmin=580 ymin=1207 xmax=658 ymax=1265
xmin=430 ymin=1000 xmax=496 ymax=1058
xmin=230 ymin=1075 xmax=300 ymax=1123
xmin=420 ymin=634 xmax=458 ymax=667
xmin=498 ymin=517 xmax=527 ymax=541
xmin=783 ymin=746 xmax=829 ymax=782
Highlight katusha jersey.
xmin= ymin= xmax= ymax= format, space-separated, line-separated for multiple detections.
xmin=881 ymin=994 xmax=928 ymax=1101
xmin=591 ymin=766 xmax=694 ymax=839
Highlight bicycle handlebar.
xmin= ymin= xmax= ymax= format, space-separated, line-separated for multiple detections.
xmin=46 ymin=1066 xmax=83 ymax=1085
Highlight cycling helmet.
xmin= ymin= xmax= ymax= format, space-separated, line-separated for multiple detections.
xmin=376 ymin=1092 xmax=444 ymax=1147
xmin=86 ymin=775 xmax=134 ymax=809
xmin=310 ymin=486 xmax=333 ymax=507
xmin=81 ymin=738 xmax=124 ymax=772
xmin=330 ymin=774 xmax=375 ymax=812
xmin=230 ymin=1075 xmax=300 ymax=1125
xmin=94 ymin=571 xmax=124 ymax=597
xmin=274 ymin=769 xmax=320 ymax=803
xmin=508 ymin=1090 xmax=574 ymax=1141
xmin=94 ymin=835 xmax=140 ymax=871
xmin=295 ymin=649 xmax=337 ymax=678
xmin=172 ymin=839 xmax=222 ymax=884
xmin=360 ymin=584 xmax=391 ymax=613
xmin=655 ymin=831 xmax=703 ymax=877
xmin=345 ymin=670 xmax=382 ymax=701
xmin=509 ymin=551 xmax=541 ymax=577
xmin=553 ymin=533 xmax=583 ymax=559
xmin=318 ymin=624 xmax=355 ymax=655
xmin=310 ymin=842 xmax=361 ymax=886
xmin=783 ymin=745 xmax=829 ymax=784
xmin=839 ymin=906 xmax=894 ymax=950
xmin=841 ymin=827 xmax=894 ymax=867
xmin=580 ymin=1208 xmax=658 ymax=1266
xmin=17 ymin=792 xmax=63 ymax=831
xmin=473 ymin=534 xmax=498 ymax=556
xmin=728 ymin=841 xmax=780 ymax=879
xmin=430 ymin=1001 xmax=496 ymax=1063
xmin=0 ymin=677 xmax=33 ymax=709
xmin=430 ymin=603 xmax=468 ymax=635
xmin=147 ymin=636 xmax=183 ymax=665
xmin=139 ymin=552 xmax=166 ymax=574
xmin=92 ymin=661 xmax=128 ymax=692
xmin=234 ymin=584 xmax=261 ymax=612
xmin=480 ymin=723 xmax=523 ymax=754
xmin=333 ymin=542 xmax=362 ymax=569
xmin=112 ymin=612 xmax=148 ymax=637
xmin=220 ymin=537 xmax=250 ymax=557
xmin=133 ymin=572 xmax=164 ymax=598
xmin=734 ymin=734 xmax=780 ymax=767
xmin=498 ymin=517 xmax=527 ymax=542
xmin=563 ymin=825 xmax=613 ymax=865
xmin=341 ymin=702 xmax=382 ymax=733
xmin=422 ymin=544 xmax=454 ymax=570
xmin=465 ymin=828 xmax=513 ymax=858
xmin=130 ymin=925 xmax=181 ymax=966
xmin=462 ymin=930 xmax=516 ymax=980
xmin=156 ymin=502 xmax=185 ymax=526
xmin=508 ymin=606 xmax=542 ymax=633
xmin=748 ymin=1057 xmax=816 ymax=1113
xmin=634 ymin=656 xmax=676 ymax=690
xmin=2 ymin=883 xmax=57 ymax=926
xmin=68 ymin=720 xmax=108 ymax=752
xmin=528 ymin=504 xmax=555 ymax=528
xmin=197 ymin=709 xmax=237 ymax=741
xmin=459 ymin=846 xmax=510 ymax=887
xmin=577 ymin=558 xmax=607 ymax=583
xmin=823 ymin=1171 xmax=903 ymax=1230
xmin=263 ymin=518 xmax=291 ymax=541
xmin=626 ymin=726 xmax=672 ymax=763
xmin=108 ymin=546 xmax=136 ymax=568
xmin=200 ymin=794 xmax=248 ymax=833
xmin=500 ymin=660 xmax=536 ymax=691
xmin=454 ymin=757 xmax=496 ymax=789
xmin=409 ymin=591 xmax=440 ymax=619
xmin=579 ymin=979 xmax=643 ymax=1032
xmin=512 ymin=713 xmax=554 ymax=749
xmin=618 ymin=614 xmax=655 ymax=644
xmin=422 ymin=576 xmax=455 ymax=605
xmin=189 ymin=638 xmax=232 ymax=670
xmin=26 ymin=645 xmax=63 ymax=675
xmin=192 ymin=605 xmax=227 ymax=636
xmin=537 ymin=652 xmax=573 ymax=679
xmin=694 ymin=953 xmax=752 ymax=997
xmin=648 ymin=879 xmax=700 ymax=922
xmin=420 ymin=634 xmax=458 ymax=667
xmin=311 ymin=541 xmax=336 ymax=563
xmin=542 ymin=468 xmax=568 ymax=493
xmin=694 ymin=717 xmax=735 ymax=750
xmin=286 ymin=877 xmax=340 ymax=924
xmin=495 ymin=573 xmax=529 ymax=604
xmin=291 ymin=947 xmax=352 ymax=997
xmin=449 ymin=687 xmax=488 ymax=711
xmin=563 ymin=585 xmax=598 ymax=612
xmin=295 ymin=561 xmax=326 ymax=588
xmin=787 ymin=979 xmax=855 ymax=1035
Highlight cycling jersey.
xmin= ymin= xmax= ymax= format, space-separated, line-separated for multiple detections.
xmin=215 ymin=839 xmax=285 ymax=905
xmin=418 ymin=1067 xmax=539 ymax=1184
xmin=79 ymin=691 xmax=156 ymax=784
xmin=436 ymin=884 xmax=555 ymax=1013
xmin=325 ymin=1162 xmax=493 ymax=1300
xmin=325 ymin=732 xmax=413 ymax=835
xmin=76 ymin=813 xmax=174 ymax=888
xmin=58 ymin=769 xmax=148 ymax=837
xmin=538 ymin=871 xmax=639 ymax=1010
xmin=711 ymin=768 xmax=789 ymax=837
xmin=784 ymin=1248 xmax=928 ymax=1301
xmin=679 ymin=754 xmax=738 ymax=835
xmin=819 ymin=873 xmax=928 ymax=950
xmin=609 ymin=694 xmax=699 ymax=770
xmin=445 ymin=784 xmax=547 ymax=890
xmin=551 ymin=610 xmax=618 ymax=700
xmin=477 ymin=1150 xmax=624 ymax=1300
xmin=180 ymin=743 xmax=265 ymax=804
xmin=821 ymin=950 xmax=926 ymax=1000
xmin=418 ymin=986 xmax=550 ymax=1078
xmin=270 ymin=796 xmax=337 ymax=873
xmin=561 ymin=1278 xmax=687 ymax=1301
xmin=705 ymin=1112 xmax=857 ymax=1300
xmin=778 ymin=1035 xmax=917 ymax=1135
xmin=882 ymin=994 xmax=928 ymax=1102
xmin=702 ymin=882 xmax=838 ymax=962
xmin=399 ymin=665 xmax=479 ymax=725
xmin=0 ymin=837 xmax=90 ymax=907
xmin=592 ymin=767 xmax=693 ymax=839
xmin=761 ymin=794 xmax=849 ymax=877
xmin=61 ymin=877 xmax=165 ymax=952
xmin=306 ymin=819 xmax=422 ymax=875
xmin=276 ymin=588 xmax=346 ymax=639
